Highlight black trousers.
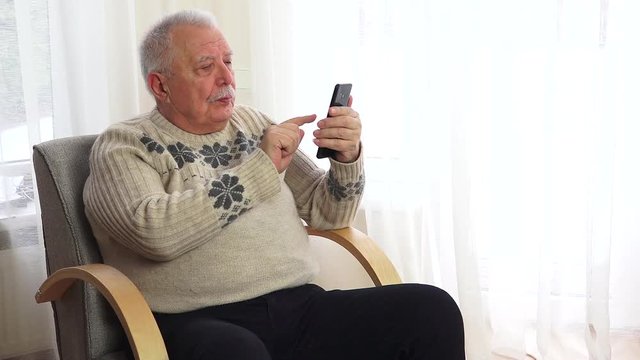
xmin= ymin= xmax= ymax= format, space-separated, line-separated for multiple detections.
xmin=153 ymin=283 xmax=465 ymax=360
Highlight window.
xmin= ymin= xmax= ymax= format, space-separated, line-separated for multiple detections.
xmin=0 ymin=0 xmax=52 ymax=223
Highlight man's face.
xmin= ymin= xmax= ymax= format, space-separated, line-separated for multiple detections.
xmin=161 ymin=24 xmax=236 ymax=134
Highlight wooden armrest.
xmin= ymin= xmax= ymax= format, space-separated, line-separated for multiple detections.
xmin=35 ymin=263 xmax=168 ymax=360
xmin=306 ymin=226 xmax=402 ymax=286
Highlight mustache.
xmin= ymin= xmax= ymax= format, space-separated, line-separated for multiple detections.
xmin=208 ymin=86 xmax=235 ymax=102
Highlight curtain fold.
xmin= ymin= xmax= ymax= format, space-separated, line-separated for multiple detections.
xmin=1 ymin=1 xmax=215 ymax=357
xmin=1 ymin=0 xmax=56 ymax=357
xmin=248 ymin=1 xmax=640 ymax=359
xmin=49 ymin=0 xmax=141 ymax=138
xmin=3 ymin=0 xmax=639 ymax=358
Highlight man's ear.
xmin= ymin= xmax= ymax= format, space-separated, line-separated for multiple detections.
xmin=148 ymin=73 xmax=169 ymax=101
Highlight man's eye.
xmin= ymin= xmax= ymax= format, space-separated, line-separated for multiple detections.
xmin=224 ymin=61 xmax=232 ymax=67
xmin=201 ymin=64 xmax=213 ymax=70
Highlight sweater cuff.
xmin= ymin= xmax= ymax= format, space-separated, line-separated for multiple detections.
xmin=328 ymin=145 xmax=364 ymax=182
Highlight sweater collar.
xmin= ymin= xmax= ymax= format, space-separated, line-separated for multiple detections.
xmin=149 ymin=107 xmax=232 ymax=143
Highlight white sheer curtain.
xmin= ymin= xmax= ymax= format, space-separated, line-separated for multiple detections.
xmin=0 ymin=0 xmax=218 ymax=358
xmin=4 ymin=0 xmax=639 ymax=358
xmin=249 ymin=0 xmax=640 ymax=359
xmin=1 ymin=0 xmax=58 ymax=356
xmin=48 ymin=0 xmax=141 ymax=138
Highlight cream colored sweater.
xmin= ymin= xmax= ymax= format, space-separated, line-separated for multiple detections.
xmin=83 ymin=105 xmax=364 ymax=313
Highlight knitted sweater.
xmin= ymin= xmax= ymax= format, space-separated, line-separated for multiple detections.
xmin=82 ymin=105 xmax=365 ymax=313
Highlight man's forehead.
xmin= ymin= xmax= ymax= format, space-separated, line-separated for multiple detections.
xmin=193 ymin=39 xmax=233 ymax=60
xmin=197 ymin=37 xmax=232 ymax=51
xmin=174 ymin=38 xmax=232 ymax=64
xmin=172 ymin=25 xmax=230 ymax=50
xmin=195 ymin=51 xmax=233 ymax=63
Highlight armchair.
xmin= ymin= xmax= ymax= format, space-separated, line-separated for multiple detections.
xmin=32 ymin=135 xmax=401 ymax=360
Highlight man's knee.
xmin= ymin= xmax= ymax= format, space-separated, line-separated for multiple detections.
xmin=389 ymin=284 xmax=465 ymax=357
xmin=167 ymin=320 xmax=271 ymax=360
xmin=383 ymin=284 xmax=464 ymax=337
xmin=413 ymin=284 xmax=461 ymax=319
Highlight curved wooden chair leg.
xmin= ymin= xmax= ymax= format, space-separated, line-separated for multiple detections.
xmin=35 ymin=263 xmax=168 ymax=360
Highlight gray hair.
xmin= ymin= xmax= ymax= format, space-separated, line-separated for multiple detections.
xmin=139 ymin=9 xmax=218 ymax=90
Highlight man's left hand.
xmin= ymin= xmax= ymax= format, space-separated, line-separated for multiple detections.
xmin=313 ymin=96 xmax=362 ymax=163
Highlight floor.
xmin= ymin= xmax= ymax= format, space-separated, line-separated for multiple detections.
xmin=4 ymin=337 xmax=639 ymax=360
xmin=3 ymin=350 xmax=57 ymax=360
xmin=489 ymin=331 xmax=640 ymax=359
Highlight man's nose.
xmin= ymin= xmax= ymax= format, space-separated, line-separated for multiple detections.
xmin=216 ymin=62 xmax=234 ymax=86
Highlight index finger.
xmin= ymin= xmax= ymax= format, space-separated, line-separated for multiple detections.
xmin=283 ymin=114 xmax=317 ymax=126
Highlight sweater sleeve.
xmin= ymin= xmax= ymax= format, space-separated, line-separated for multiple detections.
xmin=83 ymin=126 xmax=281 ymax=261
xmin=284 ymin=148 xmax=365 ymax=230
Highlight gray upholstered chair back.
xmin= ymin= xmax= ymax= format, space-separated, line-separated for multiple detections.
xmin=33 ymin=135 xmax=131 ymax=360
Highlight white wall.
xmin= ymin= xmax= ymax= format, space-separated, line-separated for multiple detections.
xmin=212 ymin=0 xmax=253 ymax=106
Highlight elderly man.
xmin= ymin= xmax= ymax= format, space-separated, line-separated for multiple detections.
xmin=83 ymin=9 xmax=465 ymax=360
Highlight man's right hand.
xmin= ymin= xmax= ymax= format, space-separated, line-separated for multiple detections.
xmin=260 ymin=114 xmax=317 ymax=173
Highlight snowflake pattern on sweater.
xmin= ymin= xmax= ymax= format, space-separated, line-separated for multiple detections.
xmin=139 ymin=131 xmax=260 ymax=226
xmin=139 ymin=130 xmax=361 ymax=228
xmin=327 ymin=171 xmax=365 ymax=202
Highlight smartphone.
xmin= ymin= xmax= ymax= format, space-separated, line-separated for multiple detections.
xmin=316 ymin=83 xmax=353 ymax=159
